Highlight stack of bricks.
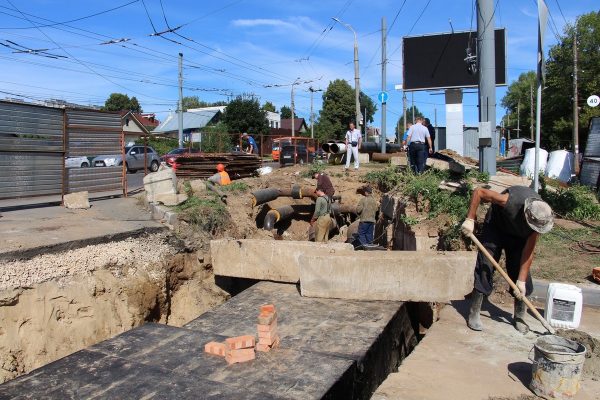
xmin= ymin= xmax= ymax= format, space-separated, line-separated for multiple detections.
xmin=204 ymin=335 xmax=256 ymax=365
xmin=256 ymin=304 xmax=280 ymax=352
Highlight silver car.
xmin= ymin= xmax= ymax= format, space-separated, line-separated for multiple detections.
xmin=92 ymin=145 xmax=161 ymax=173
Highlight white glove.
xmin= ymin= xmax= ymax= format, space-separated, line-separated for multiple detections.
xmin=515 ymin=280 xmax=527 ymax=300
xmin=461 ymin=218 xmax=474 ymax=236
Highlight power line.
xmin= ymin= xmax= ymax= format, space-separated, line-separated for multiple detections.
xmin=0 ymin=0 xmax=140 ymax=30
xmin=554 ymin=0 xmax=568 ymax=25
xmin=389 ymin=0 xmax=433 ymax=59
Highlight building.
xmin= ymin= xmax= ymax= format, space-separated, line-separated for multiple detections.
xmin=121 ymin=111 xmax=150 ymax=146
xmin=152 ymin=108 xmax=223 ymax=140
xmin=280 ymin=118 xmax=308 ymax=135
xmin=266 ymin=111 xmax=281 ymax=129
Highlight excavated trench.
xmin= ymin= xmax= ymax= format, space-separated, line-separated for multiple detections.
xmin=0 ymin=232 xmax=229 ymax=384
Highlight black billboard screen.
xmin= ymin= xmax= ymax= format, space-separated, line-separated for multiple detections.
xmin=402 ymin=29 xmax=506 ymax=91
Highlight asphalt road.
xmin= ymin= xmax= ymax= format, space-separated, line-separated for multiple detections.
xmin=127 ymin=171 xmax=145 ymax=193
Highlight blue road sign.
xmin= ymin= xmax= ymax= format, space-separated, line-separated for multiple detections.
xmin=378 ymin=91 xmax=389 ymax=103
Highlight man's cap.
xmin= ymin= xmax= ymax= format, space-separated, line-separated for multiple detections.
xmin=216 ymin=163 xmax=225 ymax=172
xmin=524 ymin=198 xmax=554 ymax=234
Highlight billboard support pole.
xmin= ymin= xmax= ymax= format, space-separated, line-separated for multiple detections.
xmin=477 ymin=0 xmax=497 ymax=176
xmin=381 ymin=16 xmax=387 ymax=154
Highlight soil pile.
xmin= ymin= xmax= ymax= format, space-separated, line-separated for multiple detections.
xmin=557 ymin=329 xmax=600 ymax=381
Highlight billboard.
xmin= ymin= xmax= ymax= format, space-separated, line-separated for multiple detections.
xmin=402 ymin=29 xmax=506 ymax=91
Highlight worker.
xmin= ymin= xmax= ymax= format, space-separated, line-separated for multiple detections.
xmin=405 ymin=117 xmax=433 ymax=174
xmin=461 ymin=186 xmax=554 ymax=334
xmin=207 ymin=163 xmax=231 ymax=186
xmin=241 ymin=132 xmax=258 ymax=155
xmin=310 ymin=186 xmax=332 ymax=243
xmin=356 ymin=186 xmax=378 ymax=248
xmin=401 ymin=122 xmax=413 ymax=152
xmin=313 ymin=171 xmax=335 ymax=198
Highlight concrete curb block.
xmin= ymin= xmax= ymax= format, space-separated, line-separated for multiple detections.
xmin=148 ymin=203 xmax=179 ymax=229
xmin=531 ymin=279 xmax=600 ymax=307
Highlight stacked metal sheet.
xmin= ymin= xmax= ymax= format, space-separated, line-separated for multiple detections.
xmin=174 ymin=152 xmax=261 ymax=179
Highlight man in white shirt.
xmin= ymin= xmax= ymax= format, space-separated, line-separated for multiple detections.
xmin=345 ymin=122 xmax=362 ymax=170
xmin=406 ymin=117 xmax=433 ymax=173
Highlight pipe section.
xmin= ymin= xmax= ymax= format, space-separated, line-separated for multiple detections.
xmin=263 ymin=205 xmax=295 ymax=230
xmin=321 ymin=142 xmax=334 ymax=153
xmin=360 ymin=142 xmax=401 ymax=154
xmin=251 ymin=188 xmax=280 ymax=207
xmin=331 ymin=203 xmax=357 ymax=216
xmin=329 ymin=143 xmax=347 ymax=154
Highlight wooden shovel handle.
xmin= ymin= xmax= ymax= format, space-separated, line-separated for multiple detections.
xmin=467 ymin=232 xmax=555 ymax=334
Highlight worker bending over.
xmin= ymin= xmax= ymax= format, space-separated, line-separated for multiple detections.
xmin=461 ymin=186 xmax=554 ymax=334
xmin=356 ymin=186 xmax=378 ymax=248
xmin=311 ymin=186 xmax=332 ymax=243
xmin=208 ymin=163 xmax=231 ymax=186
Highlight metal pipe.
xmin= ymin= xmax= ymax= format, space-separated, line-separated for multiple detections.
xmin=207 ymin=181 xmax=227 ymax=203
xmin=263 ymin=205 xmax=295 ymax=230
xmin=330 ymin=143 xmax=347 ymax=154
xmin=360 ymin=142 xmax=401 ymax=153
xmin=321 ymin=142 xmax=332 ymax=153
xmin=251 ymin=188 xmax=280 ymax=207
xmin=331 ymin=203 xmax=357 ymax=216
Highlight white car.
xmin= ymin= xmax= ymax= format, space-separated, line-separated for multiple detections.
xmin=65 ymin=156 xmax=90 ymax=168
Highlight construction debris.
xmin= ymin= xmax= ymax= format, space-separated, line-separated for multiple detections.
xmin=174 ymin=153 xmax=261 ymax=179
xmin=63 ymin=191 xmax=90 ymax=209
xmin=256 ymin=304 xmax=280 ymax=352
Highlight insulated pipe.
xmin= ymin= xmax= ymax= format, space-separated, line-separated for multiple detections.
xmin=321 ymin=142 xmax=333 ymax=153
xmin=263 ymin=205 xmax=295 ymax=230
xmin=331 ymin=203 xmax=357 ymax=216
xmin=329 ymin=143 xmax=347 ymax=154
xmin=251 ymin=188 xmax=280 ymax=207
xmin=360 ymin=142 xmax=402 ymax=153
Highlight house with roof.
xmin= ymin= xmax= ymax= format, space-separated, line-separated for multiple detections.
xmin=152 ymin=107 xmax=224 ymax=141
xmin=280 ymin=118 xmax=308 ymax=135
xmin=122 ymin=111 xmax=150 ymax=146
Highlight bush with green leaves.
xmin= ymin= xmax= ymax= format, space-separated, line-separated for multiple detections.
xmin=175 ymin=195 xmax=230 ymax=234
xmin=302 ymin=162 xmax=328 ymax=178
xmin=363 ymin=166 xmax=403 ymax=192
xmin=540 ymin=178 xmax=600 ymax=221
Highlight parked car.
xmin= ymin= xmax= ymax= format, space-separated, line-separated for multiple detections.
xmin=65 ymin=156 xmax=90 ymax=168
xmin=279 ymin=145 xmax=314 ymax=166
xmin=92 ymin=146 xmax=161 ymax=173
xmin=161 ymin=147 xmax=201 ymax=167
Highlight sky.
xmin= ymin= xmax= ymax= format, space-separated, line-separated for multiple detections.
xmin=0 ymin=0 xmax=597 ymax=138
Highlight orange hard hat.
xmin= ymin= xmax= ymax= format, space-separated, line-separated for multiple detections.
xmin=216 ymin=163 xmax=225 ymax=172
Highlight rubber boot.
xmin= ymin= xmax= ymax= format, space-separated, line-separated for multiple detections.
xmin=467 ymin=290 xmax=484 ymax=331
xmin=513 ymin=300 xmax=530 ymax=334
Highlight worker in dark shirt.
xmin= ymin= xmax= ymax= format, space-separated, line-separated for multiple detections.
xmin=313 ymin=172 xmax=335 ymax=198
xmin=356 ymin=186 xmax=378 ymax=248
xmin=424 ymin=118 xmax=436 ymax=153
xmin=461 ymin=186 xmax=554 ymax=334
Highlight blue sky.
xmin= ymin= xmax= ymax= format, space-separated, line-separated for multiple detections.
xmin=1 ymin=0 xmax=597 ymax=137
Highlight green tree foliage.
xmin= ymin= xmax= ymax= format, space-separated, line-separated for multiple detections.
xmin=223 ymin=95 xmax=269 ymax=135
xmin=500 ymin=71 xmax=536 ymax=138
xmin=315 ymin=79 xmax=377 ymax=140
xmin=182 ymin=96 xmax=227 ymax=111
xmin=501 ymin=11 xmax=600 ymax=150
xmin=394 ymin=105 xmax=425 ymax=136
xmin=262 ymin=101 xmax=276 ymax=112
xmin=201 ymin=122 xmax=234 ymax=153
xmin=280 ymin=105 xmax=296 ymax=119
xmin=103 ymin=93 xmax=142 ymax=113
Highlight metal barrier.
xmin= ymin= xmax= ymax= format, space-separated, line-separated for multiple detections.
xmin=0 ymin=100 xmax=125 ymax=201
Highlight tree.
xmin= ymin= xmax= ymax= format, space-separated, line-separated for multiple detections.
xmin=315 ymin=79 xmax=378 ymax=140
xmin=223 ymin=95 xmax=269 ymax=136
xmin=103 ymin=93 xmax=142 ymax=113
xmin=500 ymin=71 xmax=536 ymax=139
xmin=182 ymin=96 xmax=227 ymax=111
xmin=262 ymin=101 xmax=276 ymax=112
xmin=393 ymin=106 xmax=424 ymax=136
xmin=280 ymin=105 xmax=296 ymax=119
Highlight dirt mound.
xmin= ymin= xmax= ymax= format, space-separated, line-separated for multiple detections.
xmin=557 ymin=329 xmax=600 ymax=381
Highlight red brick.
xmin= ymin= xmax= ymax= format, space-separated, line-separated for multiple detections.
xmin=257 ymin=320 xmax=277 ymax=333
xmin=255 ymin=343 xmax=271 ymax=353
xmin=204 ymin=341 xmax=227 ymax=357
xmin=260 ymin=304 xmax=276 ymax=314
xmin=225 ymin=335 xmax=256 ymax=350
xmin=257 ymin=311 xmax=277 ymax=325
xmin=228 ymin=348 xmax=255 ymax=357
xmin=258 ymin=334 xmax=279 ymax=346
xmin=258 ymin=328 xmax=278 ymax=340
xmin=225 ymin=348 xmax=256 ymax=364
xmin=593 ymin=267 xmax=600 ymax=283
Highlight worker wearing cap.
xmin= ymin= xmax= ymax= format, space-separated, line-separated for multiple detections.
xmin=461 ymin=186 xmax=554 ymax=334
xmin=310 ymin=186 xmax=332 ymax=243
xmin=241 ymin=132 xmax=258 ymax=155
xmin=208 ymin=163 xmax=231 ymax=186
xmin=356 ymin=186 xmax=378 ymax=248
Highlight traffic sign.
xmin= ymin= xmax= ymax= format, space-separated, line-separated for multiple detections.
xmin=587 ymin=95 xmax=599 ymax=108
xmin=378 ymin=91 xmax=389 ymax=103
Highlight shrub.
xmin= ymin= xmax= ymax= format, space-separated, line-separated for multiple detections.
xmin=363 ymin=166 xmax=403 ymax=192
xmin=540 ymin=178 xmax=600 ymax=221
xmin=302 ymin=162 xmax=327 ymax=178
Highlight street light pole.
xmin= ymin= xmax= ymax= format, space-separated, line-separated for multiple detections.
xmin=290 ymin=77 xmax=300 ymax=137
xmin=308 ymin=87 xmax=323 ymax=139
xmin=333 ymin=17 xmax=361 ymax=137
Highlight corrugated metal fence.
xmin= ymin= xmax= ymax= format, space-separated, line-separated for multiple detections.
xmin=580 ymin=117 xmax=600 ymax=190
xmin=0 ymin=101 xmax=124 ymax=200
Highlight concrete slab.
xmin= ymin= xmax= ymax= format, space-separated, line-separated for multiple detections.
xmin=0 ymin=197 xmax=164 ymax=260
xmin=211 ymin=239 xmax=354 ymax=283
xmin=299 ymin=251 xmax=477 ymax=302
xmin=0 ymin=282 xmax=419 ymax=400
xmin=372 ymin=301 xmax=600 ymax=400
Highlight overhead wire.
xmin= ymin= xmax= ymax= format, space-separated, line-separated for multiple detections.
xmin=389 ymin=0 xmax=433 ymax=59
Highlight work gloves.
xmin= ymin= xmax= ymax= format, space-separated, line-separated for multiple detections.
xmin=515 ymin=280 xmax=527 ymax=300
xmin=461 ymin=218 xmax=475 ymax=236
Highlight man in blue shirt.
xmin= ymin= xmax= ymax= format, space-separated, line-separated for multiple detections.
xmin=242 ymin=132 xmax=258 ymax=154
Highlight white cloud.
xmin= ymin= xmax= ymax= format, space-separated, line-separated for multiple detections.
xmin=520 ymin=7 xmax=537 ymax=19
xmin=231 ymin=19 xmax=294 ymax=29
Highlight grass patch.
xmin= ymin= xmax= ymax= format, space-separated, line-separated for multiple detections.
xmin=221 ymin=181 xmax=249 ymax=193
xmin=363 ymin=166 xmax=403 ymax=192
xmin=466 ymin=169 xmax=490 ymax=183
xmin=540 ymin=178 xmax=600 ymax=221
xmin=301 ymin=162 xmax=327 ymax=178
xmin=174 ymin=195 xmax=229 ymax=234
xmin=532 ymin=226 xmax=600 ymax=282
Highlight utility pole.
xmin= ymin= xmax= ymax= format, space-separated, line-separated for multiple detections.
xmin=178 ymin=52 xmax=184 ymax=148
xmin=308 ymin=87 xmax=322 ymax=139
xmin=573 ymin=20 xmax=579 ymax=174
xmin=291 ymin=79 xmax=297 ymax=137
xmin=381 ymin=17 xmax=387 ymax=154
xmin=403 ymin=91 xmax=407 ymax=132
xmin=534 ymin=0 xmax=549 ymax=192
xmin=477 ymin=0 xmax=497 ymax=176
xmin=530 ymin=83 xmax=534 ymax=140
xmin=411 ymin=92 xmax=414 ymax=123
xmin=516 ymin=100 xmax=521 ymax=138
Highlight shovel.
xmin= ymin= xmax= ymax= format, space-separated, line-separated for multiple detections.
xmin=466 ymin=232 xmax=555 ymax=334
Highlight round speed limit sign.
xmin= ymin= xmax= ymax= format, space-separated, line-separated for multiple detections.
xmin=588 ymin=95 xmax=600 ymax=108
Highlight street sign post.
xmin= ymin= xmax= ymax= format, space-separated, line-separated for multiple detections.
xmin=378 ymin=91 xmax=389 ymax=103
xmin=587 ymin=95 xmax=599 ymax=108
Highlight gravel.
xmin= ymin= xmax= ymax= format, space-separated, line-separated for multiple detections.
xmin=0 ymin=235 xmax=177 ymax=291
